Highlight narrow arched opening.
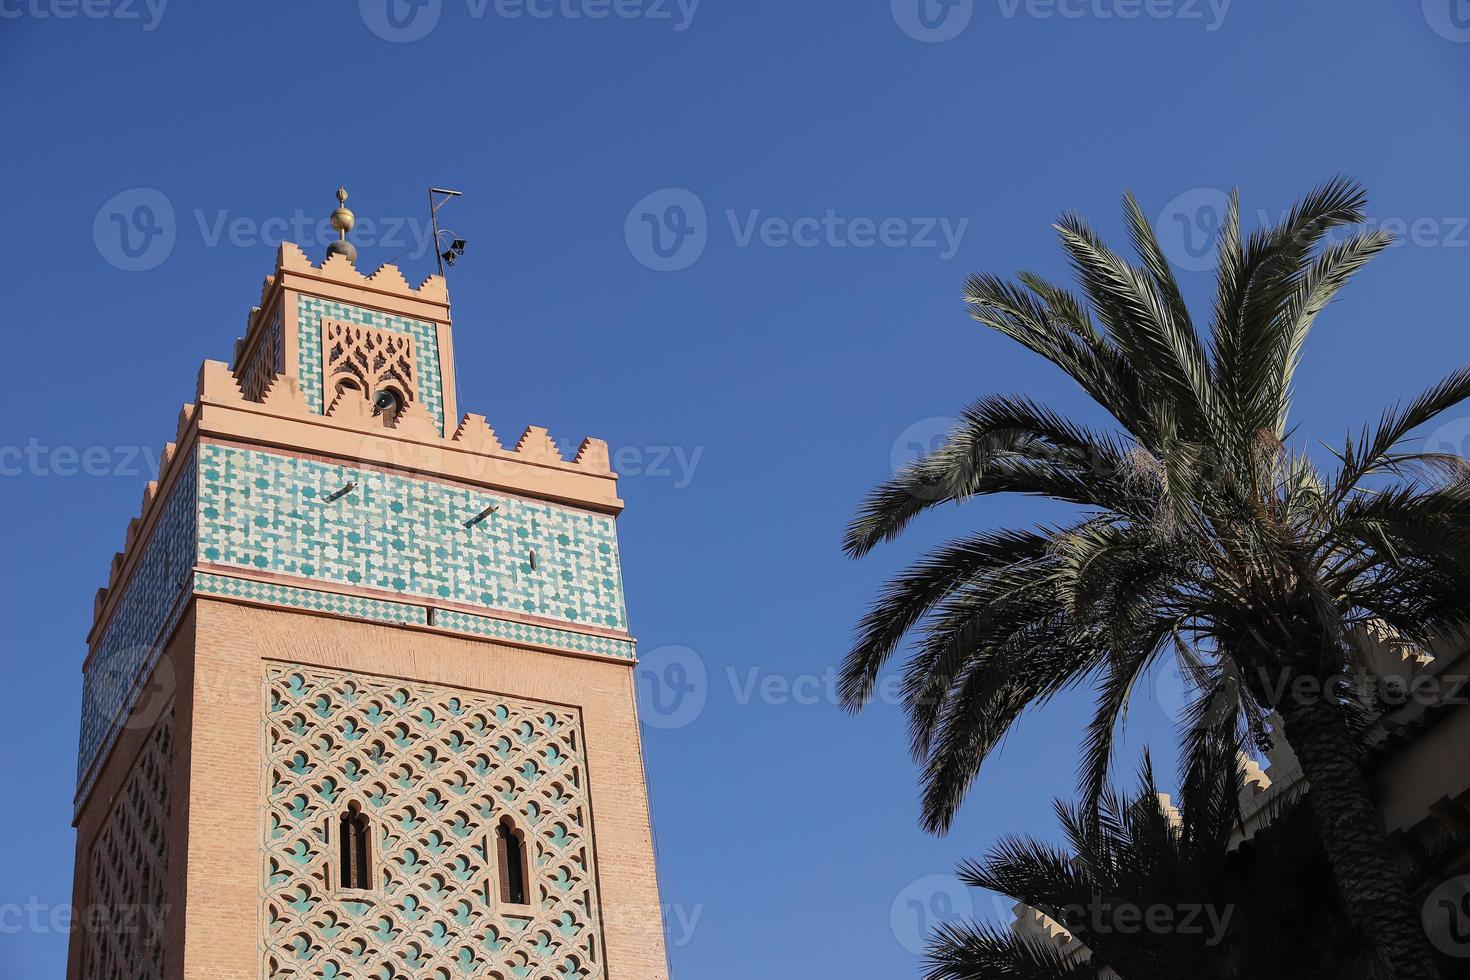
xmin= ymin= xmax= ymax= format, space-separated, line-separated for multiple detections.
xmin=339 ymin=802 xmax=372 ymax=891
xmin=495 ymin=817 xmax=528 ymax=906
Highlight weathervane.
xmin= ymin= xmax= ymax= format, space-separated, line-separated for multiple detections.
xmin=429 ymin=187 xmax=466 ymax=277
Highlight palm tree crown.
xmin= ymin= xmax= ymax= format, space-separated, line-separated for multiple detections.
xmin=927 ymin=745 xmax=1373 ymax=980
xmin=843 ymin=179 xmax=1469 ymax=978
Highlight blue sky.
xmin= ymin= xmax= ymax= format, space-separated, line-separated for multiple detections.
xmin=3 ymin=1 xmax=1469 ymax=976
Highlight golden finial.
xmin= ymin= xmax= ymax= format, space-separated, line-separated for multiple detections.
xmin=326 ymin=186 xmax=357 ymax=263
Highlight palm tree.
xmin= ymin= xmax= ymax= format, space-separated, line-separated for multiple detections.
xmin=841 ymin=179 xmax=1470 ymax=977
xmin=927 ymin=745 xmax=1376 ymax=979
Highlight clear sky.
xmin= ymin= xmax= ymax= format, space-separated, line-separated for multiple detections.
xmin=2 ymin=2 xmax=1469 ymax=977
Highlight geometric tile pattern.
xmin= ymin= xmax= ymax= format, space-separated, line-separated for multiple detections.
xmin=263 ymin=666 xmax=606 ymax=980
xmin=78 ymin=453 xmax=198 ymax=787
xmin=238 ymin=307 xmax=285 ymax=402
xmin=194 ymin=572 xmax=429 ymax=625
xmin=197 ymin=443 xmax=627 ymax=631
xmin=436 ymin=611 xmax=636 ymax=660
xmin=192 ymin=572 xmax=635 ymax=660
xmin=82 ymin=705 xmax=173 ymax=980
xmin=297 ymin=296 xmax=445 ymax=433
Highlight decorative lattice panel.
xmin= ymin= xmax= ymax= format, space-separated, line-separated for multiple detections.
xmin=263 ymin=666 xmax=606 ymax=980
xmin=297 ymin=297 xmax=445 ymax=432
xmin=82 ymin=707 xmax=173 ymax=980
xmin=323 ymin=319 xmax=416 ymax=407
xmin=240 ymin=309 xmax=285 ymax=402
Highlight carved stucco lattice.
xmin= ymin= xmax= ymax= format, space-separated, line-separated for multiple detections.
xmin=263 ymin=665 xmax=606 ymax=980
xmin=82 ymin=707 xmax=173 ymax=980
xmin=323 ymin=319 xmax=416 ymax=406
xmin=240 ymin=310 xmax=285 ymax=402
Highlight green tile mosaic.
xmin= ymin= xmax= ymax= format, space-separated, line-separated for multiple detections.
xmin=435 ymin=610 xmax=636 ymax=659
xmin=194 ymin=573 xmax=427 ymax=625
xmin=197 ymin=443 xmax=627 ymax=630
xmin=296 ymin=295 xmax=446 ymax=433
xmin=78 ymin=456 xmax=197 ymax=792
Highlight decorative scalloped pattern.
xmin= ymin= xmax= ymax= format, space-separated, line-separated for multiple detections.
xmin=263 ymin=666 xmax=606 ymax=980
xmin=82 ymin=707 xmax=173 ymax=980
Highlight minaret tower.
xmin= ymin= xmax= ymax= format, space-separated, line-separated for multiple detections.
xmin=66 ymin=190 xmax=670 ymax=980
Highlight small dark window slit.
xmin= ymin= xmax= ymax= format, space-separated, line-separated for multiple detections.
xmin=339 ymin=803 xmax=371 ymax=890
xmin=496 ymin=818 xmax=528 ymax=905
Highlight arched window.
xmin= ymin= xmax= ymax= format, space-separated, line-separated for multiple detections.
xmin=495 ymin=817 xmax=528 ymax=905
xmin=339 ymin=803 xmax=372 ymax=891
